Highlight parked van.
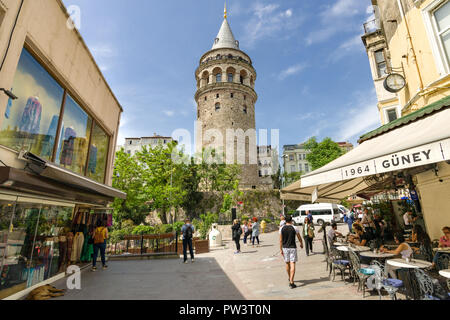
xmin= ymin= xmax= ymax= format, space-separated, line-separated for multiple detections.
xmin=292 ymin=203 xmax=341 ymax=226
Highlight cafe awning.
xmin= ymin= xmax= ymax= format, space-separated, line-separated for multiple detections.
xmin=281 ymin=98 xmax=450 ymax=201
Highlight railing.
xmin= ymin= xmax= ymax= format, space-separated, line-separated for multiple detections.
xmin=363 ymin=19 xmax=380 ymax=34
xmin=107 ymin=232 xmax=178 ymax=256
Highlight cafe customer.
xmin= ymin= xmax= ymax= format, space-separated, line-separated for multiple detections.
xmin=380 ymin=233 xmax=413 ymax=279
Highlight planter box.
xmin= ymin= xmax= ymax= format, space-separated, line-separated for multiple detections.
xmin=194 ymin=239 xmax=209 ymax=254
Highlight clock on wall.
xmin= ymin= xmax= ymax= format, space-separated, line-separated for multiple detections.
xmin=383 ymin=73 xmax=406 ymax=93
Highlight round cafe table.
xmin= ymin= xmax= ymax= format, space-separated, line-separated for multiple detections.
xmin=439 ymin=269 xmax=450 ymax=279
xmin=336 ymin=245 xmax=371 ymax=252
xmin=359 ymin=251 xmax=395 ymax=261
xmin=386 ymin=258 xmax=432 ymax=300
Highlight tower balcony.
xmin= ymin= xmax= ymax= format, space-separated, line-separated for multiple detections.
xmin=363 ymin=18 xmax=381 ymax=34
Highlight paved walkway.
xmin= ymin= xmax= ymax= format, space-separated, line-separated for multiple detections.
xmin=54 ymin=224 xmax=381 ymax=300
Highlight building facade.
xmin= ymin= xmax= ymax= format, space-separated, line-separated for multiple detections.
xmin=0 ymin=0 xmax=124 ymax=299
xmin=337 ymin=142 xmax=354 ymax=153
xmin=283 ymin=144 xmax=311 ymax=174
xmin=119 ymin=134 xmax=174 ymax=156
xmin=257 ymin=145 xmax=279 ymax=186
xmin=362 ymin=0 xmax=450 ymax=240
xmin=195 ymin=8 xmax=259 ymax=189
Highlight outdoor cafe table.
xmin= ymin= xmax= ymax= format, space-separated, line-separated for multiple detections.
xmin=433 ymin=247 xmax=450 ymax=253
xmin=386 ymin=258 xmax=433 ymax=300
xmin=336 ymin=245 xmax=371 ymax=252
xmin=439 ymin=269 xmax=450 ymax=279
xmin=359 ymin=251 xmax=395 ymax=261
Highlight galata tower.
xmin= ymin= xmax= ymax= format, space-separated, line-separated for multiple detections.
xmin=195 ymin=6 xmax=259 ymax=189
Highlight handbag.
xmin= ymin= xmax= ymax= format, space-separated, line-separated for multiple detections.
xmin=308 ymin=226 xmax=315 ymax=238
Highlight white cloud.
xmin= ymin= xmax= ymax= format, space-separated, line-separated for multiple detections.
xmin=306 ymin=0 xmax=367 ymax=46
xmin=336 ymin=89 xmax=380 ymax=142
xmin=328 ymin=35 xmax=364 ymax=63
xmin=243 ymin=3 xmax=302 ymax=47
xmin=278 ymin=64 xmax=306 ymax=80
xmin=164 ymin=110 xmax=175 ymax=117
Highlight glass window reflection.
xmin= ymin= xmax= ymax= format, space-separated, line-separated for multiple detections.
xmin=87 ymin=122 xmax=109 ymax=183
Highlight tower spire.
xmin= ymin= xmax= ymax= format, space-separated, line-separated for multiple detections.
xmin=224 ymin=2 xmax=227 ymax=19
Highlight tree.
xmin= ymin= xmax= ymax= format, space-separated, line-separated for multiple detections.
xmin=304 ymin=137 xmax=344 ymax=171
xmin=136 ymin=142 xmax=186 ymax=225
xmin=112 ymin=149 xmax=148 ymax=227
xmin=179 ymin=158 xmax=203 ymax=220
xmin=283 ymin=171 xmax=303 ymax=186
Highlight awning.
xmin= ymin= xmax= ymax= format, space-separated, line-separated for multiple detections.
xmin=0 ymin=153 xmax=126 ymax=205
xmin=281 ymin=100 xmax=450 ymax=201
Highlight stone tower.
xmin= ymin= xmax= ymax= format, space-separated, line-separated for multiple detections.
xmin=195 ymin=7 xmax=259 ymax=188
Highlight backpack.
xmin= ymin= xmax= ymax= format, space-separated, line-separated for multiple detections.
xmin=94 ymin=227 xmax=106 ymax=244
xmin=184 ymin=225 xmax=193 ymax=239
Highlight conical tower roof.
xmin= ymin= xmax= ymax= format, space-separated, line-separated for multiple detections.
xmin=212 ymin=7 xmax=239 ymax=50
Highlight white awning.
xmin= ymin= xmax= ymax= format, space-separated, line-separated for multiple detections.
xmin=281 ymin=104 xmax=450 ymax=201
xmin=302 ymin=107 xmax=450 ymax=188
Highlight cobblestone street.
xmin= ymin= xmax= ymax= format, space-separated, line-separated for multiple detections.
xmin=54 ymin=224 xmax=381 ymax=300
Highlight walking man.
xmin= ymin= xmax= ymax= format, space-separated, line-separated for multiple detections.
xmin=232 ymin=219 xmax=242 ymax=254
xmin=280 ymin=215 xmax=303 ymax=289
xmin=181 ymin=218 xmax=195 ymax=263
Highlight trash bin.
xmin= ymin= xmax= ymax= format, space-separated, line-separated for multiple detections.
xmin=209 ymin=223 xmax=223 ymax=247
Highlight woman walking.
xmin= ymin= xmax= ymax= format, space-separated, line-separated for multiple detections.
xmin=251 ymin=217 xmax=260 ymax=246
xmin=92 ymin=220 xmax=108 ymax=271
xmin=242 ymin=220 xmax=250 ymax=244
xmin=302 ymin=217 xmax=315 ymax=256
xmin=232 ymin=219 xmax=242 ymax=254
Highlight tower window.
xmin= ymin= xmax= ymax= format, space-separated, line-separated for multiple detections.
xmin=216 ymin=73 xmax=222 ymax=82
xmin=244 ymin=95 xmax=246 ymax=100
xmin=216 ymin=94 xmax=219 ymax=98
xmin=243 ymin=106 xmax=247 ymax=114
xmin=240 ymin=75 xmax=244 ymax=84
xmin=228 ymin=73 xmax=234 ymax=82
xmin=215 ymin=103 xmax=220 ymax=111
xmin=204 ymin=96 xmax=207 ymax=101
xmin=231 ymin=93 xmax=234 ymax=98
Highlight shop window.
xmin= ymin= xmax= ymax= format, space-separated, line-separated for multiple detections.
xmin=0 ymin=49 xmax=65 ymax=160
xmin=0 ymin=196 xmax=74 ymax=299
xmin=86 ymin=122 xmax=109 ymax=183
xmin=55 ymin=94 xmax=92 ymax=176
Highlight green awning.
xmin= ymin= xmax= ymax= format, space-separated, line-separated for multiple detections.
xmin=359 ymin=95 xmax=450 ymax=143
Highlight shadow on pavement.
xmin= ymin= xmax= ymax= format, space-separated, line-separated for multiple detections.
xmin=294 ymin=277 xmax=330 ymax=287
xmin=52 ymin=257 xmax=245 ymax=300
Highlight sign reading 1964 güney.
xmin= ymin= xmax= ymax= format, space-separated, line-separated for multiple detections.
xmin=340 ymin=140 xmax=448 ymax=179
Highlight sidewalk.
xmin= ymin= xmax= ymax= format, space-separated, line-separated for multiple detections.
xmin=54 ymin=224 xmax=380 ymax=300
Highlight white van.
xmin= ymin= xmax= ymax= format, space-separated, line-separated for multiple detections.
xmin=292 ymin=203 xmax=341 ymax=226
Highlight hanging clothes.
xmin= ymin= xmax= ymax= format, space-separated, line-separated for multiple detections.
xmin=61 ymin=127 xmax=77 ymax=166
xmin=80 ymin=229 xmax=93 ymax=262
xmin=58 ymin=235 xmax=67 ymax=272
xmin=71 ymin=232 xmax=84 ymax=262
xmin=66 ymin=232 xmax=74 ymax=263
xmin=88 ymin=145 xmax=98 ymax=174
xmin=19 ymin=96 xmax=42 ymax=134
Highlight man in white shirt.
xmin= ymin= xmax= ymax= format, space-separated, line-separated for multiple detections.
xmin=403 ymin=211 xmax=413 ymax=230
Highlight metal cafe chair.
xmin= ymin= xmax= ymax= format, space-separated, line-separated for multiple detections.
xmin=413 ymin=269 xmax=447 ymax=300
xmin=329 ymin=247 xmax=351 ymax=282
xmin=369 ymin=260 xmax=403 ymax=300
xmin=436 ymin=253 xmax=449 ymax=271
xmin=348 ymin=249 xmax=375 ymax=298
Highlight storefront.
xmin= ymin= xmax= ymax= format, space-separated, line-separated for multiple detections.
xmin=0 ymin=1 xmax=125 ymax=298
xmin=281 ymin=98 xmax=450 ymax=240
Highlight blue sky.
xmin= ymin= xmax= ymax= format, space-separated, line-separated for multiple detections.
xmin=63 ymin=0 xmax=380 ymax=153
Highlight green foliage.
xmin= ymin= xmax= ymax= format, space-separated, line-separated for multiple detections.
xmin=263 ymin=218 xmax=272 ymax=223
xmin=131 ymin=225 xmax=155 ymax=235
xmin=304 ymin=137 xmax=344 ymax=171
xmin=173 ymin=221 xmax=184 ymax=234
xmin=283 ymin=171 xmax=303 ymax=186
xmin=195 ymin=212 xmax=219 ymax=240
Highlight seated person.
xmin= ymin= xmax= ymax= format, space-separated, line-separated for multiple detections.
xmin=348 ymin=224 xmax=372 ymax=247
xmin=409 ymin=225 xmax=433 ymax=262
xmin=380 ymin=232 xmax=413 ymax=279
xmin=431 ymin=226 xmax=450 ymax=269
xmin=327 ymin=223 xmax=343 ymax=246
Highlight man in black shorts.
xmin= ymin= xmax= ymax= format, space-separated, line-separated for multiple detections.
xmin=280 ymin=215 xmax=303 ymax=288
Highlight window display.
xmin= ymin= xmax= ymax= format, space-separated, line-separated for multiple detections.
xmin=55 ymin=95 xmax=92 ymax=175
xmin=87 ymin=122 xmax=109 ymax=183
xmin=0 ymin=49 xmax=64 ymax=160
xmin=0 ymin=195 xmax=74 ymax=299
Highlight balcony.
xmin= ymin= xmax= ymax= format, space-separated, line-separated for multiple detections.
xmin=363 ymin=19 xmax=380 ymax=34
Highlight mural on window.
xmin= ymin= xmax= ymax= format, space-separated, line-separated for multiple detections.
xmin=0 ymin=49 xmax=64 ymax=160
xmin=86 ymin=122 xmax=109 ymax=183
xmin=55 ymin=95 xmax=92 ymax=175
